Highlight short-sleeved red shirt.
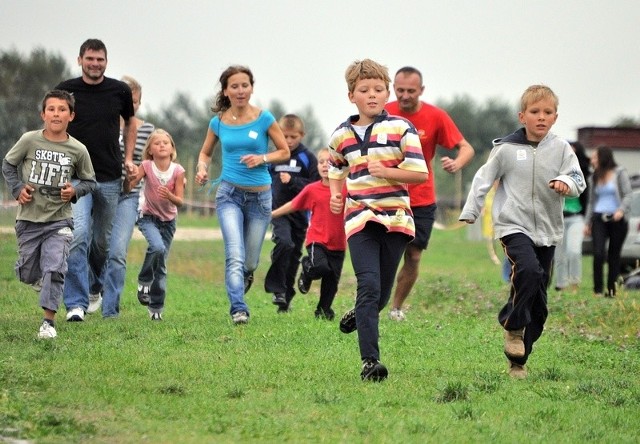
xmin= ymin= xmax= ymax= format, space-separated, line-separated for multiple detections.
xmin=290 ymin=180 xmax=346 ymax=251
xmin=385 ymin=101 xmax=464 ymax=207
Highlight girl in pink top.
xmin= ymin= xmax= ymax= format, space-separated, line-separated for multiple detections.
xmin=126 ymin=129 xmax=185 ymax=320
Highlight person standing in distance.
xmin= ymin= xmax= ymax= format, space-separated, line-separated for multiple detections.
xmin=385 ymin=66 xmax=475 ymax=321
xmin=55 ymin=38 xmax=136 ymax=322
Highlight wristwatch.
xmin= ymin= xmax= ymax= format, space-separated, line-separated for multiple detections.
xmin=263 ymin=154 xmax=268 ymax=164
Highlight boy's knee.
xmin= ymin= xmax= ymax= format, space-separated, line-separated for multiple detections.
xmin=518 ymin=263 xmax=543 ymax=281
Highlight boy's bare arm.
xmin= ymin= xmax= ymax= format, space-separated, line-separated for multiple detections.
xmin=272 ymin=201 xmax=295 ymax=218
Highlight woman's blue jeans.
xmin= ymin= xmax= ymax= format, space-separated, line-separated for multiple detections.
xmin=215 ymin=181 xmax=272 ymax=316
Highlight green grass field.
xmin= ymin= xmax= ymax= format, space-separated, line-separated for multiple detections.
xmin=1 ymin=220 xmax=639 ymax=443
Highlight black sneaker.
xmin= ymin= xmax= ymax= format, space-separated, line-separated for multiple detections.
xmin=315 ymin=307 xmax=335 ymax=321
xmin=137 ymin=284 xmax=150 ymax=306
xmin=244 ymin=272 xmax=254 ymax=294
xmin=339 ymin=308 xmax=356 ymax=333
xmin=272 ymin=293 xmax=287 ymax=308
xmin=361 ymin=359 xmax=388 ymax=382
xmin=297 ymin=271 xmax=312 ymax=294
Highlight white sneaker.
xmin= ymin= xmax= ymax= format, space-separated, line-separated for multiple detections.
xmin=87 ymin=292 xmax=102 ymax=314
xmin=232 ymin=311 xmax=249 ymax=324
xmin=31 ymin=278 xmax=43 ymax=292
xmin=66 ymin=307 xmax=85 ymax=322
xmin=388 ymin=308 xmax=406 ymax=321
xmin=148 ymin=308 xmax=163 ymax=321
xmin=38 ymin=321 xmax=57 ymax=339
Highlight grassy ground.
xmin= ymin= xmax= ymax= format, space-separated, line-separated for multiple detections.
xmin=1 ymin=222 xmax=639 ymax=443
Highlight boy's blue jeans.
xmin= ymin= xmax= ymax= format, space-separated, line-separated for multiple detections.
xmin=215 ymin=181 xmax=272 ymax=316
xmin=348 ymin=222 xmax=409 ymax=362
xmin=63 ymin=179 xmax=121 ymax=311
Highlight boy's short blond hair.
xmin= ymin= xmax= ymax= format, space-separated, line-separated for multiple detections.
xmin=520 ymin=85 xmax=558 ymax=112
xmin=344 ymin=59 xmax=390 ymax=93
xmin=121 ymin=75 xmax=142 ymax=95
xmin=278 ymin=114 xmax=305 ymax=133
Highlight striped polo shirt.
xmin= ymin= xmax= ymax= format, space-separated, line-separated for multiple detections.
xmin=328 ymin=111 xmax=427 ymax=239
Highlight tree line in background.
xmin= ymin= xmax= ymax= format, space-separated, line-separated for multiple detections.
xmin=2 ymin=47 xmax=639 ymax=207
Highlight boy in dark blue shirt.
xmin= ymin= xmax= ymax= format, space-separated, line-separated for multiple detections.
xmin=265 ymin=114 xmax=320 ymax=312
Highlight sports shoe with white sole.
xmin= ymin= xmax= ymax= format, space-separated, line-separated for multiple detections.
xmin=388 ymin=308 xmax=406 ymax=321
xmin=38 ymin=321 xmax=57 ymax=339
xmin=149 ymin=312 xmax=163 ymax=321
xmin=361 ymin=359 xmax=388 ymax=382
xmin=65 ymin=307 xmax=85 ymax=322
xmin=137 ymin=284 xmax=150 ymax=306
xmin=232 ymin=311 xmax=249 ymax=325
xmin=31 ymin=278 xmax=43 ymax=293
xmin=87 ymin=292 xmax=102 ymax=314
xmin=339 ymin=308 xmax=356 ymax=334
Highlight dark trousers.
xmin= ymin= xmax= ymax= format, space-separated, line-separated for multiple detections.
xmin=301 ymin=243 xmax=345 ymax=312
xmin=591 ymin=214 xmax=628 ymax=295
xmin=498 ymin=233 xmax=555 ymax=365
xmin=264 ymin=215 xmax=307 ymax=301
xmin=349 ymin=222 xmax=409 ymax=361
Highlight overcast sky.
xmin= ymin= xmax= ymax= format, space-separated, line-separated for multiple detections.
xmin=1 ymin=0 xmax=638 ymax=144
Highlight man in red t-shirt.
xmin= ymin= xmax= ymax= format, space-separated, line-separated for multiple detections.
xmin=384 ymin=66 xmax=475 ymax=321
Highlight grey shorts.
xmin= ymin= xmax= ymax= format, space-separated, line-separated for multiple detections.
xmin=15 ymin=219 xmax=73 ymax=311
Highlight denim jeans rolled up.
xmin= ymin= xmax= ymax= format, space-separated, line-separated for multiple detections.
xmin=215 ymin=181 xmax=272 ymax=316
xmin=137 ymin=215 xmax=176 ymax=312
xmin=63 ymin=179 xmax=121 ymax=311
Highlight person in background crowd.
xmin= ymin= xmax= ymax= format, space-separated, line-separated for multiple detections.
xmin=265 ymin=114 xmax=319 ymax=313
xmin=584 ymin=145 xmax=631 ymax=298
xmin=99 ymin=75 xmax=155 ymax=317
xmin=385 ymin=66 xmax=474 ymax=321
xmin=271 ymin=148 xmax=345 ymax=320
xmin=55 ymin=38 xmax=136 ymax=322
xmin=553 ymin=141 xmax=590 ymax=293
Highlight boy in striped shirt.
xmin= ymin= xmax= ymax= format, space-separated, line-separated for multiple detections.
xmin=328 ymin=59 xmax=428 ymax=382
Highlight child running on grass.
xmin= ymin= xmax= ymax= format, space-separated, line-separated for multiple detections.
xmin=2 ymin=90 xmax=96 ymax=338
xmin=271 ymin=148 xmax=346 ymax=320
xmin=459 ymin=85 xmax=586 ymax=378
xmin=125 ymin=129 xmax=185 ymax=321
xmin=265 ymin=114 xmax=319 ymax=313
xmin=329 ymin=59 xmax=428 ymax=382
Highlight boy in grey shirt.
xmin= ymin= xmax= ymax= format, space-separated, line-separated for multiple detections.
xmin=459 ymin=85 xmax=585 ymax=378
xmin=3 ymin=90 xmax=95 ymax=338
